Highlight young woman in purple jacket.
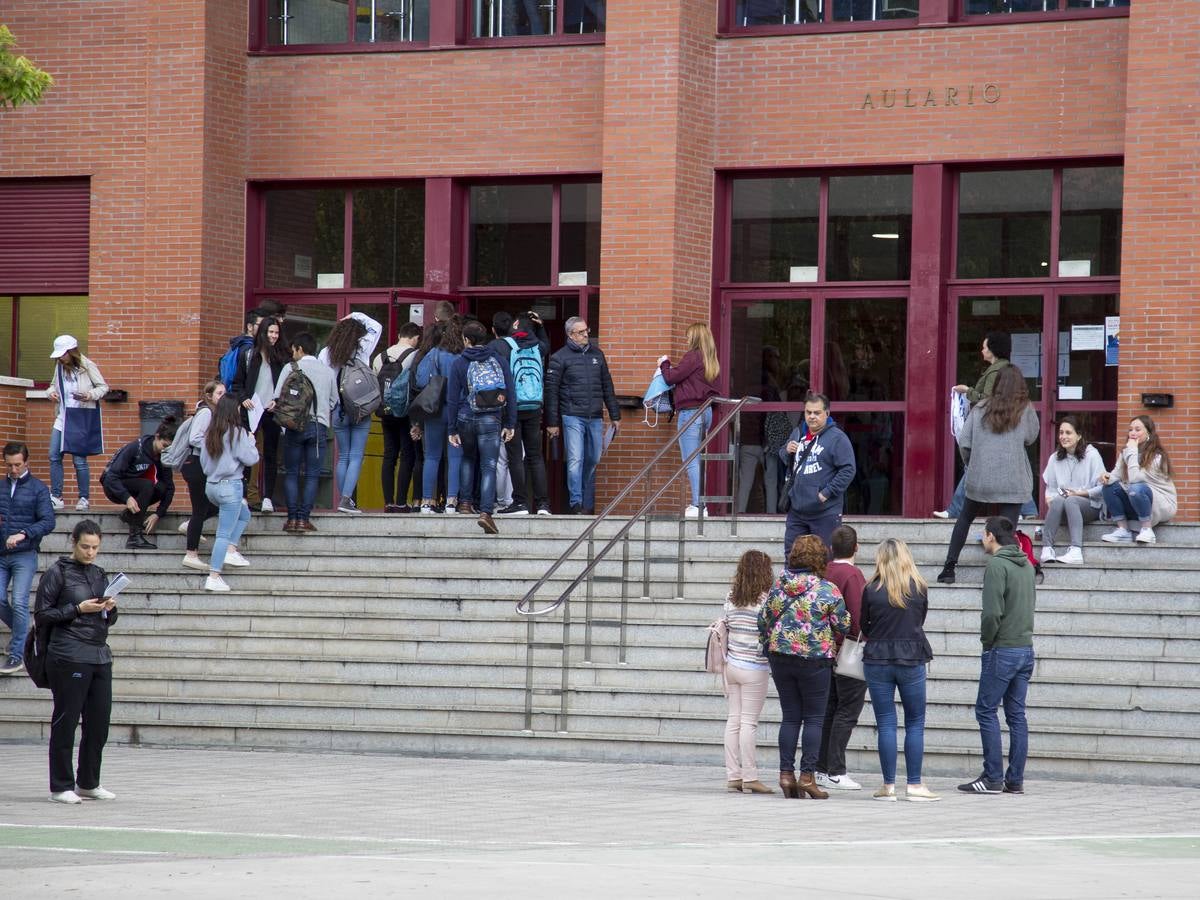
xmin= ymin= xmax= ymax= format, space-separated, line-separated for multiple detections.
xmin=658 ymin=323 xmax=720 ymax=517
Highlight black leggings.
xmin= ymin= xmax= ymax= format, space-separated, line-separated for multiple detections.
xmin=181 ymin=456 xmax=215 ymax=552
xmin=945 ymin=499 xmax=1021 ymax=568
xmin=102 ymin=476 xmax=168 ymax=527
xmin=381 ymin=415 xmax=420 ymax=506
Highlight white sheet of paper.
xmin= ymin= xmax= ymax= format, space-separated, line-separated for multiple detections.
xmin=1071 ymin=324 xmax=1105 ymax=352
xmin=104 ymin=572 xmax=131 ymax=599
xmin=247 ymin=395 xmax=265 ymax=434
xmin=602 ymin=424 xmax=616 ymax=456
xmin=1058 ymin=386 xmax=1084 ymax=400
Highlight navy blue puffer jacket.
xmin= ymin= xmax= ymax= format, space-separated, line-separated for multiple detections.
xmin=0 ymin=472 xmax=55 ymax=555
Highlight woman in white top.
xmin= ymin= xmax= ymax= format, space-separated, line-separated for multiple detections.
xmin=199 ymin=395 xmax=259 ymax=593
xmin=318 ymin=312 xmax=382 ymax=514
xmin=232 ymin=315 xmax=289 ymax=513
xmin=1100 ymin=414 xmax=1177 ymax=545
xmin=1040 ymin=416 xmax=1106 ymax=565
xmin=721 ymin=549 xmax=775 ymax=795
xmin=45 ymin=335 xmax=108 ymax=511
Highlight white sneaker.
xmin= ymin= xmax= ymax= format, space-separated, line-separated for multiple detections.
xmin=536 ymin=507 xmax=552 ymax=516
xmin=77 ymin=786 xmax=116 ymax=800
xmin=816 ymin=772 xmax=862 ymax=791
xmin=178 ymin=520 xmax=190 ymax=534
xmin=224 ymin=549 xmax=250 ymax=567
xmin=50 ymin=496 xmax=65 ymax=511
xmin=49 ymin=790 xmax=82 ymax=804
xmin=442 ymin=504 xmax=458 ymax=515
xmin=1101 ymin=527 xmax=1134 ymax=543
xmin=1040 ymin=546 xmax=1056 ymax=564
xmin=205 ymin=574 xmax=230 ymax=592
xmin=181 ymin=555 xmax=208 ymax=571
xmin=75 ymin=498 xmax=90 ymax=512
xmin=932 ymin=510 xmax=950 ymax=519
xmin=419 ymin=505 xmax=436 ymax=515
xmin=1058 ymin=546 xmax=1084 ymax=565
xmin=684 ymin=505 xmax=700 ymax=518
xmin=1135 ymin=527 xmax=1157 ymax=544
xmin=905 ymin=784 xmax=941 ymax=802
xmin=260 ymin=498 xmax=274 ymax=513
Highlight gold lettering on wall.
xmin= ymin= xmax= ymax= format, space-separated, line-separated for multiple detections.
xmin=860 ymin=84 xmax=1001 ymax=111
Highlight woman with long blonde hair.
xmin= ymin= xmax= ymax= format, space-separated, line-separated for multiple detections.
xmin=861 ymin=538 xmax=937 ymax=802
xmin=657 ymin=323 xmax=720 ymax=517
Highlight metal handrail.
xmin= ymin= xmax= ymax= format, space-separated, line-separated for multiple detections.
xmin=515 ymin=395 xmax=760 ymax=618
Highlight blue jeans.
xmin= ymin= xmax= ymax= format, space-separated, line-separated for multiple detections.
xmin=457 ymin=414 xmax=502 ymax=515
xmin=677 ymin=407 xmax=712 ymax=507
xmin=562 ymin=415 xmax=604 ymax=510
xmin=0 ymin=550 xmax=37 ymax=662
xmin=767 ymin=654 xmax=831 ymax=773
xmin=947 ymin=474 xmax=1037 ymax=519
xmin=1102 ymin=482 xmax=1153 ymax=525
xmin=49 ymin=427 xmax=91 ymax=500
xmin=864 ymin=662 xmax=928 ymax=785
xmin=283 ymin=422 xmax=326 ymax=521
xmin=332 ymin=411 xmax=372 ymax=502
xmin=420 ymin=416 xmax=462 ymax=502
xmin=204 ymin=479 xmax=251 ymax=573
xmin=975 ymin=646 xmax=1036 ymax=785
xmin=783 ymin=509 xmax=841 ymax=559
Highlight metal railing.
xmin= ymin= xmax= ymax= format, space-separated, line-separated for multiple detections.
xmin=514 ymin=395 xmax=760 ymax=731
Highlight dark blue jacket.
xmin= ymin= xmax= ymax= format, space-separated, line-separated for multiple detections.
xmin=446 ymin=345 xmax=518 ymax=434
xmin=0 ymin=471 xmax=55 ymax=556
xmin=544 ymin=340 xmax=621 ymax=427
xmin=101 ymin=435 xmax=176 ymax=516
xmin=779 ymin=419 xmax=856 ymax=518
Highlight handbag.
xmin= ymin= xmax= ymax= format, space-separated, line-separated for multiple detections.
xmin=409 ymin=374 xmax=446 ymax=421
xmin=835 ymin=633 xmax=866 ymax=681
xmin=23 ymin=623 xmax=53 ymax=689
xmin=58 ymin=365 xmax=104 ymax=457
xmin=777 ymin=435 xmax=816 ymax=515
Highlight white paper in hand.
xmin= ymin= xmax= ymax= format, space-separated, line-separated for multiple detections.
xmin=104 ymin=572 xmax=131 ymax=599
xmin=247 ymin=395 xmax=266 ymax=434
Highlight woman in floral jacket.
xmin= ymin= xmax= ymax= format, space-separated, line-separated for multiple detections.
xmin=758 ymin=535 xmax=850 ymax=799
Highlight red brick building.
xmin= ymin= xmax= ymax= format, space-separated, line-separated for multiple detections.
xmin=0 ymin=1 xmax=1194 ymax=517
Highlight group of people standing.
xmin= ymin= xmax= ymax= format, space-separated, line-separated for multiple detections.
xmin=719 ymin=518 xmax=1037 ymax=801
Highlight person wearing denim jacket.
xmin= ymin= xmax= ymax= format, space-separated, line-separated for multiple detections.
xmin=757 ymin=535 xmax=849 ymax=799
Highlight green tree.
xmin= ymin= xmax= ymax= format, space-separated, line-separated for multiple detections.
xmin=0 ymin=25 xmax=53 ymax=108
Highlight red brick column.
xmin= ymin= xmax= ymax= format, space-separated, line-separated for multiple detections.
xmin=1120 ymin=0 xmax=1200 ymax=519
xmin=0 ymin=378 xmax=34 ymax=452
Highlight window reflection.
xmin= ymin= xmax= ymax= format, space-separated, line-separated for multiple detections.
xmin=1059 ymin=167 xmax=1122 ymax=277
xmin=268 ymin=0 xmax=350 ymax=45
xmin=735 ymin=411 xmax=801 ymax=513
xmin=735 ymin=0 xmax=918 ymax=25
xmin=355 ymin=0 xmax=430 ymax=42
xmin=730 ymin=178 xmax=819 ymax=282
xmin=16 ymin=296 xmax=90 ymax=383
xmin=474 ymin=0 xmax=551 ymax=36
xmin=728 ymin=301 xmax=812 ymax=399
xmin=826 ymin=174 xmax=912 ymax=281
xmin=560 ymin=183 xmax=602 ymax=284
xmin=264 ymin=189 xmax=345 ymax=289
xmin=957 ymin=170 xmax=1051 ymax=278
xmin=967 ymin=1 xmax=1128 ymax=11
xmin=825 ymin=298 xmax=907 ymax=401
xmin=565 ymin=0 xmax=606 ymax=32
xmin=1056 ymin=294 xmax=1118 ymax=401
xmin=469 ymin=185 xmax=553 ymax=286
xmin=351 ymin=186 xmax=425 ymax=289
xmin=840 ymin=412 xmax=903 ymax=515
xmin=956 ymin=295 xmax=1043 ymax=401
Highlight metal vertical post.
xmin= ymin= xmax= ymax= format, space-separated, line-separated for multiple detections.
xmin=558 ymin=589 xmax=571 ymax=727
xmin=675 ymin=511 xmax=686 ymax=600
xmin=583 ymin=535 xmax=595 ymax=662
xmin=730 ymin=409 xmax=741 ymax=537
xmin=523 ymin=615 xmax=535 ymax=731
xmin=619 ymin=532 xmax=630 ymax=663
xmin=641 ymin=511 xmax=651 ymax=599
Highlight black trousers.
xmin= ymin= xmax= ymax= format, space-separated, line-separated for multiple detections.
xmin=381 ymin=415 xmax=420 ymax=506
xmin=508 ymin=409 xmax=548 ymax=511
xmin=245 ymin=411 xmax=282 ymax=502
xmin=768 ymin=654 xmax=832 ymax=774
xmin=181 ymin=456 xmax=215 ymax=552
xmin=816 ymin=671 xmax=869 ymax=776
xmin=945 ymin=498 xmax=1021 ymax=569
xmin=102 ymin=476 xmax=168 ymax=528
xmin=47 ymin=656 xmax=112 ymax=793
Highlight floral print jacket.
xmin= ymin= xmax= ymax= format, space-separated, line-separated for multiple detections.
xmin=757 ymin=569 xmax=850 ymax=659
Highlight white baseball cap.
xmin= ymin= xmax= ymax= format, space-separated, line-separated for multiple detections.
xmin=50 ymin=335 xmax=79 ymax=358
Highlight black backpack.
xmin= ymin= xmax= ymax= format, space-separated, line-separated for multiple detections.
xmin=377 ymin=347 xmax=416 ymax=418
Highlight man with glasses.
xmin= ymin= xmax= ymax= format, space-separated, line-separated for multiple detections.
xmin=0 ymin=442 xmax=56 ymax=675
xmin=545 ymin=317 xmax=620 ymax=514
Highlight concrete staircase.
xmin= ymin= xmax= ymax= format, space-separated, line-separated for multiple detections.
xmin=1 ymin=513 xmax=1197 ymax=785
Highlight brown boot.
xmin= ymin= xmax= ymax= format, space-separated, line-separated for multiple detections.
xmin=477 ymin=513 xmax=498 ymax=535
xmin=798 ymin=771 xmax=829 ymax=799
xmin=779 ymin=770 xmax=801 ymax=799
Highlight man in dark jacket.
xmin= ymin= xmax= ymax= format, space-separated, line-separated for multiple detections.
xmin=959 ymin=516 xmax=1036 ymax=796
xmin=544 ymin=317 xmax=621 ymax=514
xmin=0 ymin=442 xmax=56 ymax=674
xmin=779 ymin=391 xmax=856 ymax=554
xmin=447 ymin=320 xmax=517 ymax=535
xmin=489 ymin=312 xmax=551 ymax=516
xmin=100 ymin=431 xmax=177 ymax=550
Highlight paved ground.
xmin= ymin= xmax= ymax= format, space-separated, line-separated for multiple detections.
xmin=0 ymin=743 xmax=1197 ymax=898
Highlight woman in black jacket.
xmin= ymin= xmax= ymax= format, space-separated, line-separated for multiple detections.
xmin=232 ymin=315 xmax=288 ymax=512
xmin=34 ymin=520 xmax=118 ymax=804
xmin=100 ymin=417 xmax=178 ymax=550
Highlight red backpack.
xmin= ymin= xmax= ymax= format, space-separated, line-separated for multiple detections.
xmin=1014 ymin=530 xmax=1044 ymax=585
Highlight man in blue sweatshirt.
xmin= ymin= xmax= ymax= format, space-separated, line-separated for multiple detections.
xmin=447 ymin=320 xmax=516 ymax=535
xmin=0 ymin=442 xmax=56 ymax=674
xmin=779 ymin=391 xmax=856 ymax=555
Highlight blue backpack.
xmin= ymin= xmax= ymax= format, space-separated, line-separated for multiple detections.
xmin=504 ymin=337 xmax=544 ymax=411
xmin=467 ymin=355 xmax=507 ymax=412
xmin=218 ymin=336 xmax=253 ymax=389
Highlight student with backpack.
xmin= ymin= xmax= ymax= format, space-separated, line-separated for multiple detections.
xmin=657 ymin=323 xmax=720 ymax=518
xmin=446 ymin=320 xmax=516 ymax=535
xmin=318 ymin=312 xmax=382 ymax=514
xmin=100 ymin=418 xmax=179 ymax=550
xmin=219 ymin=309 xmax=262 ymax=389
xmin=374 ymin=322 xmax=422 ymax=512
xmin=270 ymin=332 xmax=335 ymax=533
xmin=411 ymin=320 xmax=465 ymax=514
xmin=489 ymin=313 xmax=550 ymax=516
xmin=231 ymin=315 xmax=289 ymax=513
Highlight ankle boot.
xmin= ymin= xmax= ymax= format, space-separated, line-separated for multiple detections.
xmin=779 ymin=770 xmax=801 ymax=799
xmin=936 ymin=563 xmax=955 ymax=584
xmin=798 ymin=771 xmax=829 ymax=800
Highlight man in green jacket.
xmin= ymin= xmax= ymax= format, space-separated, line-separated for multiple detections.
xmin=959 ymin=516 xmax=1036 ymax=796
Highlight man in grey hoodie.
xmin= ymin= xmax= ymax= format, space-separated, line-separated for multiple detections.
xmin=959 ymin=516 xmax=1036 ymax=796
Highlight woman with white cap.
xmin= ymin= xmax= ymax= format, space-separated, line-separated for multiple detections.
xmin=45 ymin=336 xmax=108 ymax=512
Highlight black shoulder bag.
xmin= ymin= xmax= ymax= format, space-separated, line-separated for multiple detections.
xmin=777 ymin=436 xmax=816 ymax=515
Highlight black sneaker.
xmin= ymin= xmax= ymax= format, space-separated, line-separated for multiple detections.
xmin=0 ymin=657 xmax=25 ymax=675
xmin=957 ymin=775 xmax=1003 ymax=794
xmin=1003 ymin=781 xmax=1025 ymax=795
xmin=570 ymin=505 xmax=583 ymax=515
xmin=126 ymin=533 xmax=157 ymax=550
xmin=496 ymin=504 xmax=528 ymax=516
xmin=936 ymin=565 xmax=955 ymax=585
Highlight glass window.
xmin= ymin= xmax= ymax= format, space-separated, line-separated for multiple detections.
xmin=956 ymin=295 xmax=1043 ymax=400
xmin=264 ymin=189 xmax=345 ymax=289
xmin=966 ymin=0 xmax=1127 ymax=12
xmin=826 ymin=174 xmax=912 ymax=281
xmin=734 ymin=0 xmax=917 ymax=25
xmin=18 ymin=296 xmax=89 ymax=383
xmin=1056 ymin=293 xmax=1118 ymax=401
xmin=840 ymin=412 xmax=904 ymax=515
xmin=351 ymin=185 xmax=425 ymax=289
xmin=728 ymin=300 xmax=812 ymax=400
xmin=824 ymin=298 xmax=907 ymax=401
xmin=473 ymin=0 xmax=605 ymax=37
xmin=1059 ymin=411 xmax=1118 ymax=469
xmin=356 ymin=0 xmax=430 ymax=42
xmin=731 ymin=411 xmax=798 ymax=514
xmin=565 ymin=0 xmax=606 ymax=33
xmin=1059 ymin=167 xmax=1122 ymax=277
xmin=267 ymin=0 xmax=350 ymax=45
xmin=730 ymin=178 xmax=819 ymax=283
xmin=957 ymin=170 xmax=1052 ymax=278
xmin=469 ymin=185 xmax=554 ymax=286
xmin=560 ymin=183 xmax=602 ymax=285
xmin=0 ymin=298 xmax=11 ymax=377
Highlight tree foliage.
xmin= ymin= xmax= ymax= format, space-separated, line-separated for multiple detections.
xmin=0 ymin=25 xmax=53 ymax=109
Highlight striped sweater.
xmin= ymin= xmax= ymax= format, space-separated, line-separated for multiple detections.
xmin=723 ymin=591 xmax=769 ymax=670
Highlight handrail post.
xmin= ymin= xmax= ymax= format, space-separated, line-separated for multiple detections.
xmin=675 ymin=511 xmax=685 ymax=601
xmin=583 ymin=534 xmax=595 ymax=662
xmin=619 ymin=531 xmax=630 ymax=663
xmin=558 ymin=589 xmax=571 ymax=729
xmin=731 ymin=407 xmax=742 ymax=537
xmin=523 ymin=615 xmax=534 ymax=731
xmin=641 ymin=510 xmax=651 ymax=599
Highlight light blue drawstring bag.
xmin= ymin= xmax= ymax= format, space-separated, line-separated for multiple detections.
xmin=643 ymin=372 xmax=674 ymax=427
